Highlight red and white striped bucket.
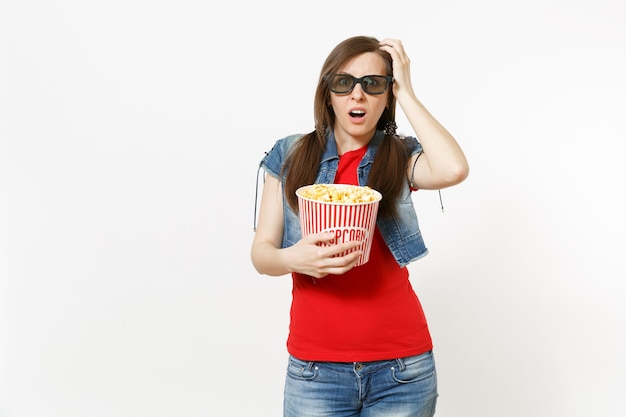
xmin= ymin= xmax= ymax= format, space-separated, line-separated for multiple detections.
xmin=296 ymin=184 xmax=382 ymax=266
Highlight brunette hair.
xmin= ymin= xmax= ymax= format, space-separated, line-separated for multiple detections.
xmin=282 ymin=35 xmax=412 ymax=218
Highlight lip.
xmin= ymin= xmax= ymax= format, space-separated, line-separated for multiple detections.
xmin=349 ymin=106 xmax=367 ymax=114
xmin=348 ymin=107 xmax=367 ymax=124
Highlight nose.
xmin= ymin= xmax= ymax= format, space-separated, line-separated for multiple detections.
xmin=350 ymin=82 xmax=365 ymax=99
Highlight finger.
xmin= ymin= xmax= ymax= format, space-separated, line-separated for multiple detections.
xmin=325 ymin=240 xmax=363 ymax=256
xmin=322 ymin=249 xmax=362 ymax=271
xmin=379 ymin=38 xmax=399 ymax=45
xmin=379 ymin=39 xmax=404 ymax=52
xmin=305 ymin=231 xmax=336 ymax=245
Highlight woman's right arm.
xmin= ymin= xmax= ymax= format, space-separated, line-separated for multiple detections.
xmin=250 ymin=175 xmax=363 ymax=278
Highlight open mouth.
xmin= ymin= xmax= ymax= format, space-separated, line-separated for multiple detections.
xmin=349 ymin=110 xmax=366 ymax=118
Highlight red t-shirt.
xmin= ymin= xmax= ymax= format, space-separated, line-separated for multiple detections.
xmin=286 ymin=145 xmax=433 ymax=362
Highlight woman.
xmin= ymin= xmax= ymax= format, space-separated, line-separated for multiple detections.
xmin=251 ymin=35 xmax=469 ymax=417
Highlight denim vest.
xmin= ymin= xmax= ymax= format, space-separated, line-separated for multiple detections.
xmin=259 ymin=130 xmax=428 ymax=267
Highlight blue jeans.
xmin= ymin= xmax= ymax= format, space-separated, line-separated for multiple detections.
xmin=283 ymin=351 xmax=438 ymax=417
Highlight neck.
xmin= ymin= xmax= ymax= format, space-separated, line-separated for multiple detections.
xmin=333 ymin=129 xmax=375 ymax=155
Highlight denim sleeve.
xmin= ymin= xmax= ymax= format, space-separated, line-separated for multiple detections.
xmin=259 ymin=134 xmax=303 ymax=179
xmin=403 ymin=135 xmax=423 ymax=157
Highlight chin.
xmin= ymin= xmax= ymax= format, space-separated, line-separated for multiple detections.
xmin=336 ymin=122 xmax=376 ymax=139
xmin=350 ymin=126 xmax=376 ymax=137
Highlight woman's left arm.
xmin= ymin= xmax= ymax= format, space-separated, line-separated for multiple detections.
xmin=380 ymin=38 xmax=469 ymax=190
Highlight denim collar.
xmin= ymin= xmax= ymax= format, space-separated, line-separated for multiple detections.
xmin=320 ymin=129 xmax=385 ymax=167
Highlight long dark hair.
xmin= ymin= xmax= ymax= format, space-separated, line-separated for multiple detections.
xmin=282 ymin=36 xmax=412 ymax=218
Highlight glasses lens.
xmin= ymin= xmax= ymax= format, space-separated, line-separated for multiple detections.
xmin=330 ymin=75 xmax=355 ymax=94
xmin=361 ymin=76 xmax=388 ymax=94
xmin=329 ymin=75 xmax=391 ymax=95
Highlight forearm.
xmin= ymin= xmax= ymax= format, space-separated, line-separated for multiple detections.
xmin=251 ymin=241 xmax=293 ymax=277
xmin=398 ymin=91 xmax=469 ymax=186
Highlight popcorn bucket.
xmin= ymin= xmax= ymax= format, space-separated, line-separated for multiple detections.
xmin=296 ymin=184 xmax=382 ymax=266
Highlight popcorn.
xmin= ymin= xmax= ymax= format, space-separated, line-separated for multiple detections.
xmin=297 ymin=184 xmax=380 ymax=204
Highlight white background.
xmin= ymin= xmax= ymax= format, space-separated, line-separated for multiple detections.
xmin=1 ymin=1 xmax=625 ymax=416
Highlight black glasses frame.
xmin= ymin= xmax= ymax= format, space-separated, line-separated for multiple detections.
xmin=327 ymin=74 xmax=394 ymax=95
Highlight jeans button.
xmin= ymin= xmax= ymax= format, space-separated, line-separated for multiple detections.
xmin=355 ymin=363 xmax=363 ymax=371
